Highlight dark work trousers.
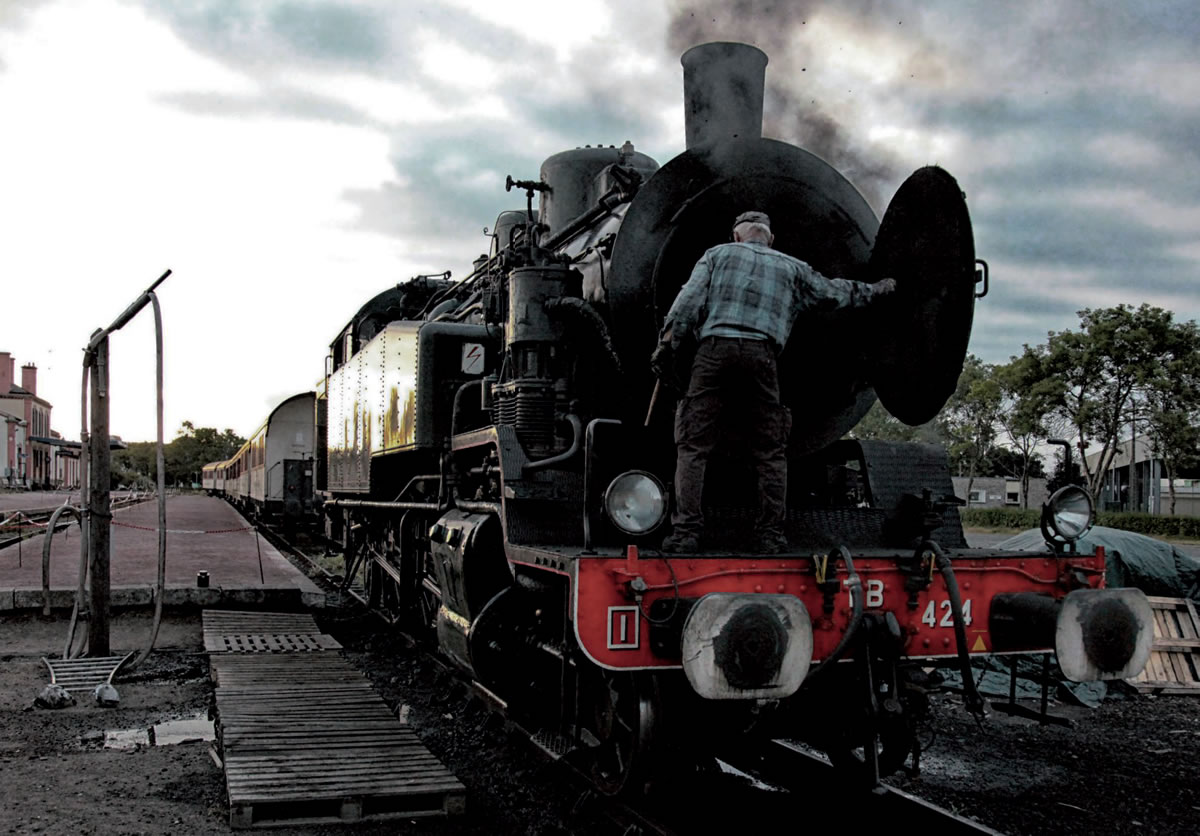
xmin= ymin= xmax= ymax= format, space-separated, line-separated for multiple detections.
xmin=672 ymin=336 xmax=791 ymax=540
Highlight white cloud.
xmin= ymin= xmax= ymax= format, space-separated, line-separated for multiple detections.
xmin=437 ymin=0 xmax=613 ymax=60
xmin=0 ymin=0 xmax=404 ymax=440
xmin=1085 ymin=133 xmax=1170 ymax=168
xmin=1061 ymin=187 xmax=1200 ymax=236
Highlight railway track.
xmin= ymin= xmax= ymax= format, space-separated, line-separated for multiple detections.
xmin=717 ymin=740 xmax=1004 ymax=835
xmin=0 ymin=493 xmax=154 ymax=551
xmin=259 ymin=519 xmax=1003 ymax=835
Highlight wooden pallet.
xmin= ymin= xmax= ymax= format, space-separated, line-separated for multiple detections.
xmin=202 ymin=609 xmax=342 ymax=653
xmin=204 ymin=610 xmax=464 ymax=828
xmin=1129 ymin=596 xmax=1200 ymax=695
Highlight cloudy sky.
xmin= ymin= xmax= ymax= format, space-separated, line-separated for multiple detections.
xmin=1 ymin=0 xmax=1197 ymax=443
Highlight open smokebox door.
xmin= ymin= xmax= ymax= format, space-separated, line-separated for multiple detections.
xmin=868 ymin=165 xmax=977 ymax=426
xmin=609 ymin=138 xmax=881 ymax=455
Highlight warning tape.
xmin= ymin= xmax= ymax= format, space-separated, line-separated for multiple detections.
xmin=0 ymin=512 xmax=50 ymax=530
xmin=111 ymin=520 xmax=254 ymax=535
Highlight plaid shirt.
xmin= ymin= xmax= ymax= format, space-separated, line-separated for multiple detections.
xmin=663 ymin=242 xmax=884 ymax=349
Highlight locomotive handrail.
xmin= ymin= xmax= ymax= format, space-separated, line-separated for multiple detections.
xmin=455 ymin=499 xmax=501 ymax=515
xmin=543 ymin=184 xmax=632 ymax=251
xmin=582 ymin=418 xmax=622 ymax=551
xmin=324 ymin=498 xmax=442 ymax=511
xmin=974 ymin=259 xmax=989 ymax=299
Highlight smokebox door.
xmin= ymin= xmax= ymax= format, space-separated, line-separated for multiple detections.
xmin=868 ymin=166 xmax=976 ymax=426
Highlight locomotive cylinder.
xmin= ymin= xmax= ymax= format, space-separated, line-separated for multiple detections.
xmin=681 ymin=42 xmax=767 ymax=150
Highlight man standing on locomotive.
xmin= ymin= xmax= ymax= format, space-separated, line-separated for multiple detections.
xmin=653 ymin=210 xmax=896 ymax=554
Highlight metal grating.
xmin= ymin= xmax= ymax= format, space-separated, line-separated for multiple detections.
xmin=202 ymin=609 xmax=341 ymax=653
xmin=214 ymin=633 xmax=341 ymax=653
xmin=42 ymin=653 xmax=133 ymax=696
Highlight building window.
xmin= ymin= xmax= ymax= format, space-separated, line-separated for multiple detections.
xmin=1006 ymin=491 xmax=1020 ymax=505
xmin=968 ymin=490 xmax=984 ymax=503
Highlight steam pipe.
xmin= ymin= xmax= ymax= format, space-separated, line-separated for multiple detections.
xmin=543 ymin=184 xmax=627 ymax=251
xmin=451 ymin=379 xmax=485 ymax=436
xmin=523 ymin=413 xmax=583 ymax=473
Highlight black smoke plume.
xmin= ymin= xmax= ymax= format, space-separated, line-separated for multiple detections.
xmin=667 ymin=0 xmax=914 ymax=213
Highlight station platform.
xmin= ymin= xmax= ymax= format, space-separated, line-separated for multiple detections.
xmin=0 ymin=490 xmax=103 ymax=514
xmin=0 ymin=494 xmax=323 ymax=612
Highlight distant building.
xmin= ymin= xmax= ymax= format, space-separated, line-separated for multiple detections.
xmin=952 ymin=476 xmax=1049 ymax=510
xmin=1085 ymin=436 xmax=1200 ymax=516
xmin=0 ymin=352 xmax=52 ymax=488
xmin=1 ymin=407 xmax=27 ymax=487
xmin=31 ymin=431 xmax=82 ymax=490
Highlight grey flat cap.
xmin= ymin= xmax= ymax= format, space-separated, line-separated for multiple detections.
xmin=733 ymin=210 xmax=770 ymax=229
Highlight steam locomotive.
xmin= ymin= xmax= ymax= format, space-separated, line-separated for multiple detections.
xmin=316 ymin=42 xmax=1153 ymax=791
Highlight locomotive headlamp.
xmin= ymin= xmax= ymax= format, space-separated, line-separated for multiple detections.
xmin=604 ymin=471 xmax=667 ymax=535
xmin=1041 ymin=485 xmax=1095 ymax=543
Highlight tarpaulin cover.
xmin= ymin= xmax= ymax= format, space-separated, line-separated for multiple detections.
xmin=994 ymin=525 xmax=1200 ymax=602
xmin=936 ymin=527 xmax=1200 ymax=708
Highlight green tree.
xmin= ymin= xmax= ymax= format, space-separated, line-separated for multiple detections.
xmin=111 ymin=441 xmax=156 ymax=490
xmin=111 ymin=423 xmax=244 ymax=488
xmin=940 ymin=354 xmax=1003 ymax=505
xmin=994 ymin=348 xmax=1063 ymax=508
xmin=1041 ymin=305 xmax=1175 ymax=501
xmin=1141 ymin=319 xmax=1200 ymax=515
xmin=848 ymin=400 xmax=948 ymax=445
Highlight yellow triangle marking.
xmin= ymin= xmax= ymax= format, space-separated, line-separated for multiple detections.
xmin=971 ymin=635 xmax=987 ymax=652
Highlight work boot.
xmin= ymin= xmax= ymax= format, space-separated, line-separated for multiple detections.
xmin=661 ymin=532 xmax=701 ymax=553
xmin=754 ymin=534 xmax=789 ymax=555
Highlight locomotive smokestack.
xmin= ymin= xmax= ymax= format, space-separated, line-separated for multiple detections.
xmin=681 ymin=42 xmax=767 ymax=150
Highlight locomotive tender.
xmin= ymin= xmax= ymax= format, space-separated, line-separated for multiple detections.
xmin=318 ymin=42 xmax=1153 ymax=790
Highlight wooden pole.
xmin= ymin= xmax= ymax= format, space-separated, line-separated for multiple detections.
xmin=88 ymin=337 xmax=111 ymax=657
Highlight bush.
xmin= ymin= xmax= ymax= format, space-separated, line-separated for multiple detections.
xmin=1095 ymin=511 xmax=1200 ymax=540
xmin=959 ymin=507 xmax=1040 ymax=530
xmin=960 ymin=506 xmax=1200 ymax=539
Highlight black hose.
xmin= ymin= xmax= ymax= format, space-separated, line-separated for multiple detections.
xmin=928 ymin=540 xmax=987 ymax=718
xmin=807 ymin=545 xmax=864 ymax=678
xmin=41 ymin=503 xmax=83 ymax=619
xmin=130 ymin=291 xmax=167 ymax=670
xmin=544 ymin=297 xmax=622 ymax=374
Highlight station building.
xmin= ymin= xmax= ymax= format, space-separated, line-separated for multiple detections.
xmin=0 ymin=351 xmax=53 ymax=488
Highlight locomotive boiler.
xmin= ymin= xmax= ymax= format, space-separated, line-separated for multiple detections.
xmin=318 ymin=42 xmax=1153 ymax=792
